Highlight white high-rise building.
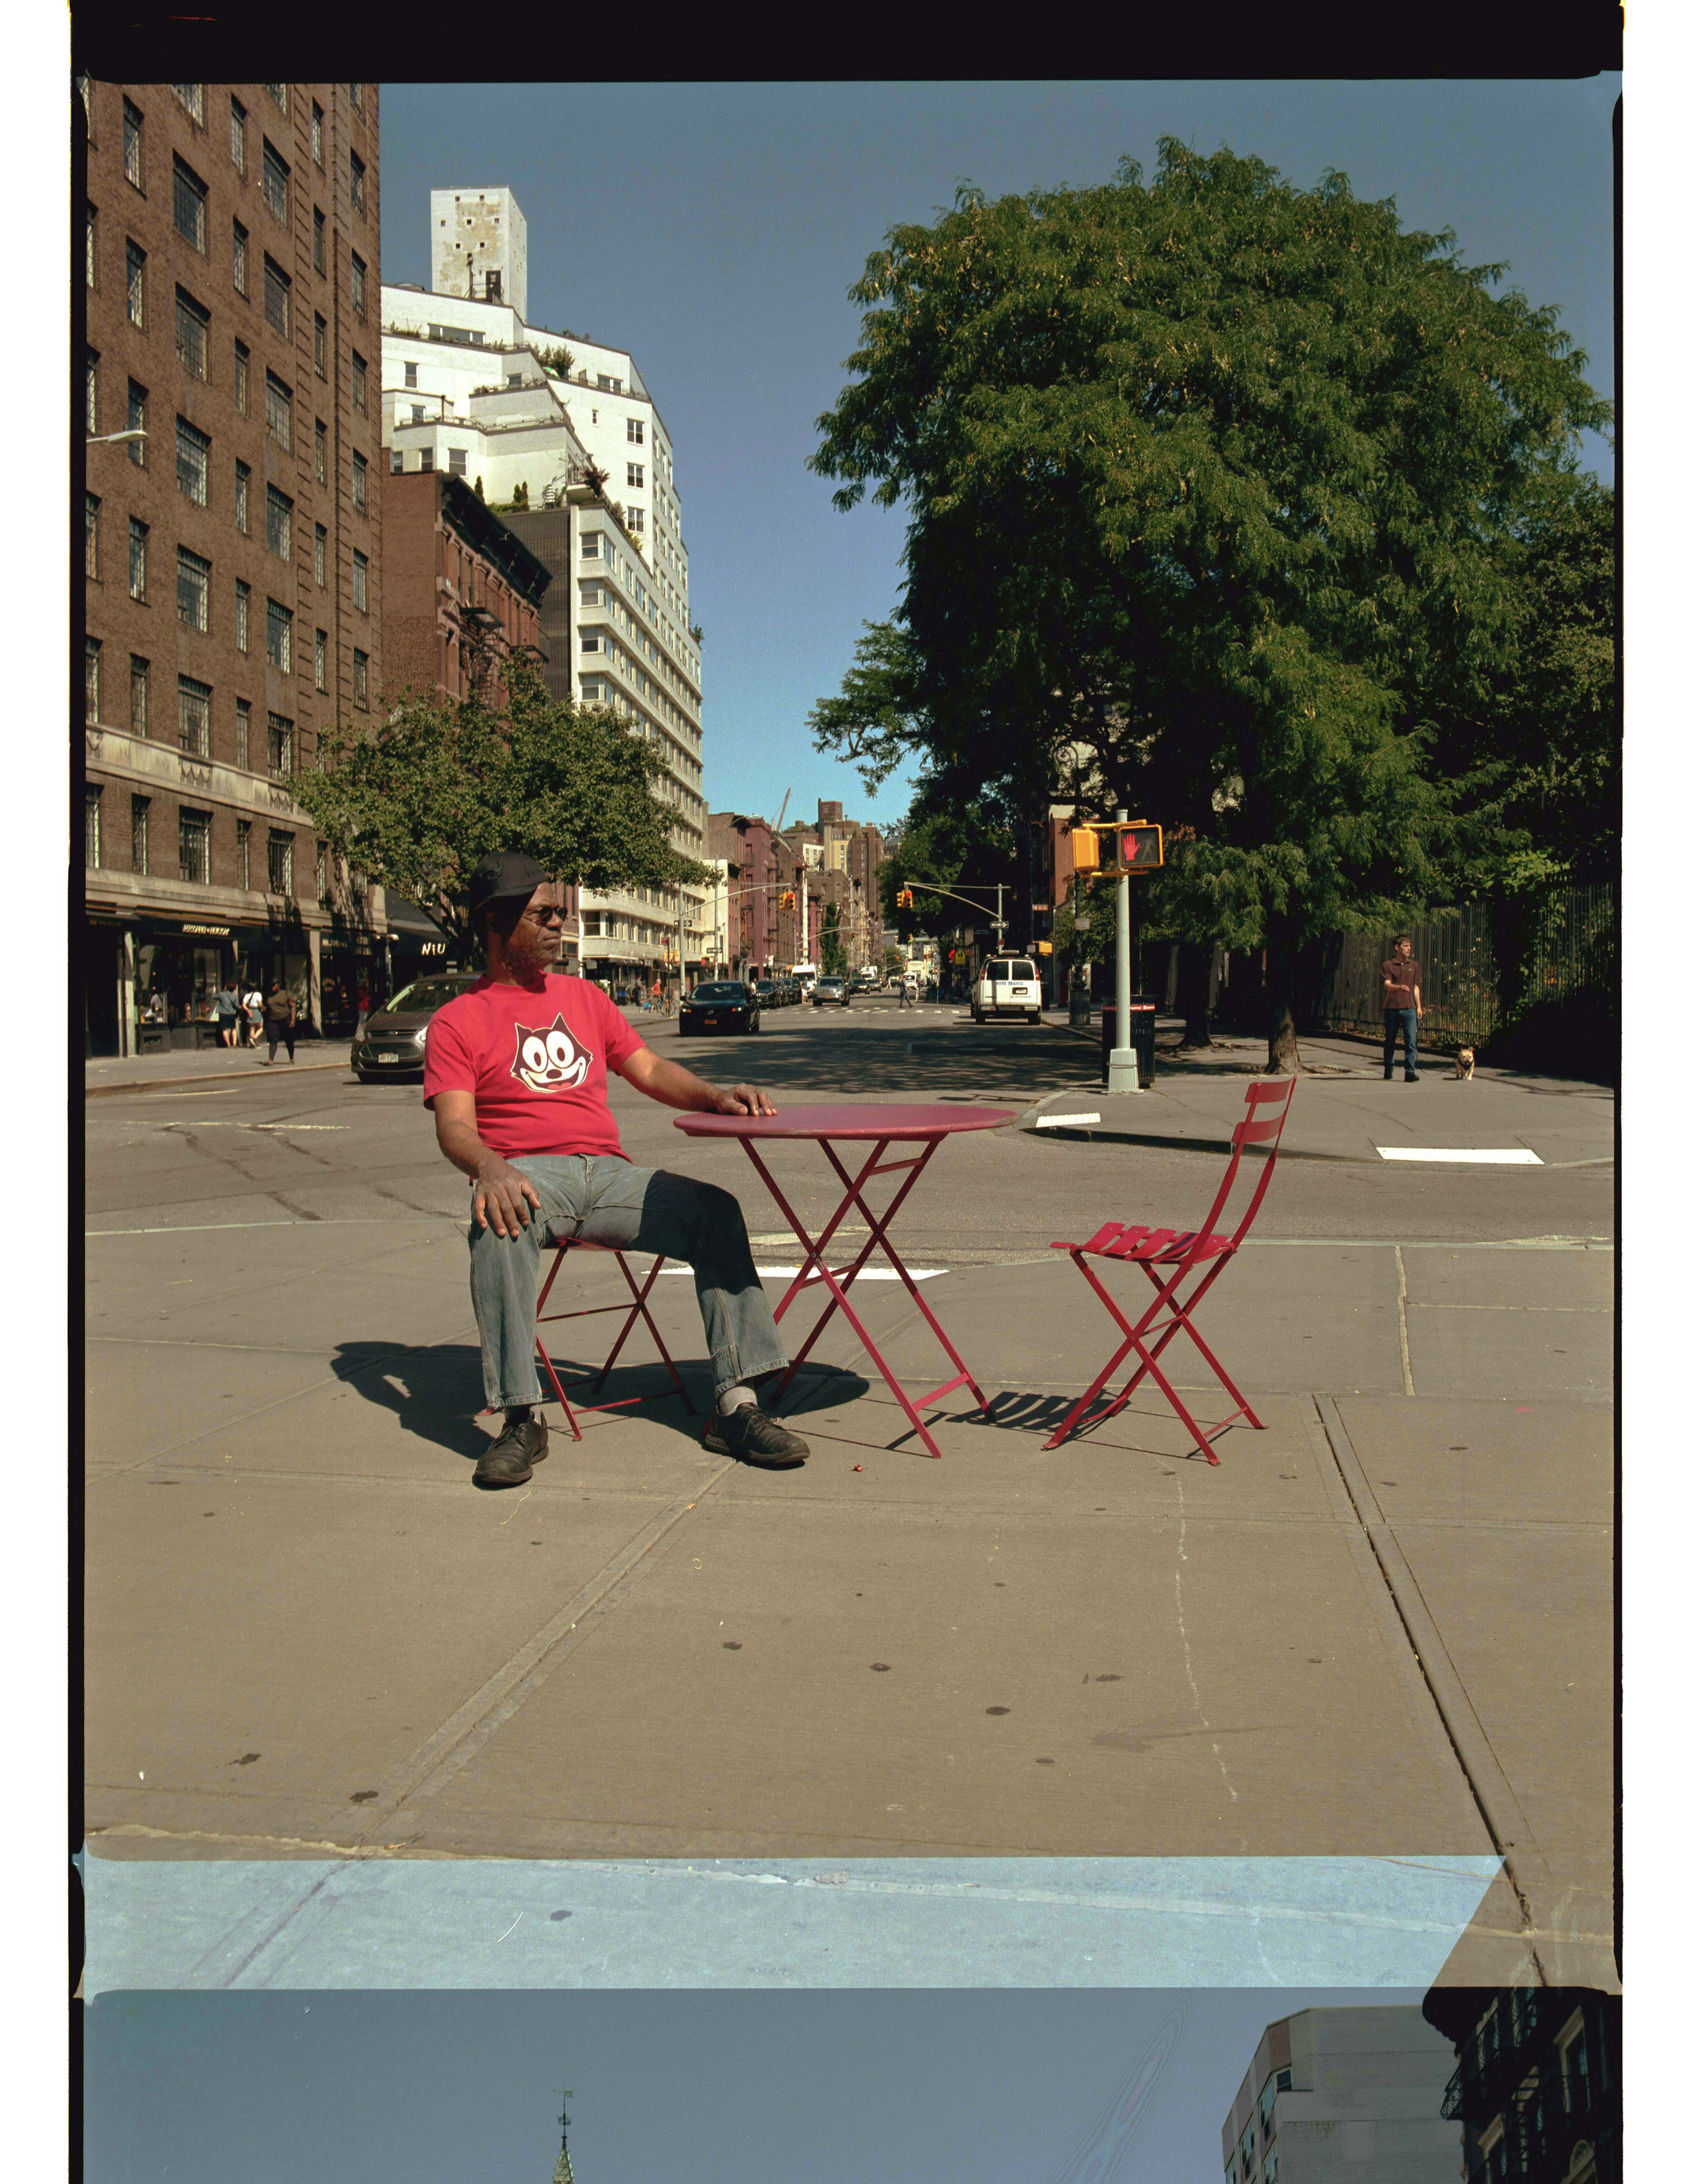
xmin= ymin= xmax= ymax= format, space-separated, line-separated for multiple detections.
xmin=381 ymin=186 xmax=707 ymax=987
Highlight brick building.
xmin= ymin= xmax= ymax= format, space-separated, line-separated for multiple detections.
xmin=81 ymin=79 xmax=384 ymax=1053
xmin=776 ymin=800 xmax=886 ymax=973
xmin=703 ymin=811 xmax=776 ymax=974
xmin=378 ymin=468 xmax=575 ymax=982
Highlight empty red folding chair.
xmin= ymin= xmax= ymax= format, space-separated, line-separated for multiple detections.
xmin=532 ymin=1240 xmax=696 ymax=1442
xmin=1044 ymin=1077 xmax=1298 ymax=1463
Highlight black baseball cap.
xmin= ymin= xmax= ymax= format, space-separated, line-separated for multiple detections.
xmin=466 ymin=850 xmax=551 ymax=918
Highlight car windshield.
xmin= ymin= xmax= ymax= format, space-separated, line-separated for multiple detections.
xmin=381 ymin=977 xmax=475 ymax=1014
xmin=754 ymin=981 xmax=778 ymax=993
xmin=691 ymin=983 xmax=748 ymax=1001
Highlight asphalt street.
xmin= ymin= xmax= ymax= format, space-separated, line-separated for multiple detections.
xmin=82 ymin=996 xmax=1615 ymax=1987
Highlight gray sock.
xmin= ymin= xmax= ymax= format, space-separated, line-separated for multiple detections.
xmin=716 ymin=1385 xmax=758 ymax=1417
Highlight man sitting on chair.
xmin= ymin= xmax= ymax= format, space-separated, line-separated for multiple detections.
xmin=425 ymin=851 xmax=809 ymax=1489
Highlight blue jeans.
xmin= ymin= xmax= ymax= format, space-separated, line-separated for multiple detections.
xmin=468 ymin=1154 xmax=788 ymax=1410
xmin=1383 ymin=1009 xmax=1419 ymax=1076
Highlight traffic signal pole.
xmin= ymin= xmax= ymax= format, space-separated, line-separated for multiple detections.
xmin=1107 ymin=805 xmax=1140 ymax=1094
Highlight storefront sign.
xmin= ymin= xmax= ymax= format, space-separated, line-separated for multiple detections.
xmin=181 ymin=924 xmax=231 ymax=936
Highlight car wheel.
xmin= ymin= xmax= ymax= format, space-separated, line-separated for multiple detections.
xmin=1028 ymin=1010 xmax=1043 ymax=1025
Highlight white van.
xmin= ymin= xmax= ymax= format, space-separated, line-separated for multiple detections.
xmin=971 ymin=957 xmax=1043 ymax=1024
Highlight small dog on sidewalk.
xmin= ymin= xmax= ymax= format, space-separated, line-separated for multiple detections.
xmin=1453 ymin=1047 xmax=1476 ymax=1080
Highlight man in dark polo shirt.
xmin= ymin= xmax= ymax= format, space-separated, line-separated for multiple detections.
xmin=1381 ymin=936 xmax=1424 ymax=1081
xmin=424 ymin=851 xmax=810 ymax=1489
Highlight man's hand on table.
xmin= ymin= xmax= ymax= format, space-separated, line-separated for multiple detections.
xmin=709 ymin=1084 xmax=778 ymax=1118
xmin=471 ymin=1153 xmax=543 ymax=1237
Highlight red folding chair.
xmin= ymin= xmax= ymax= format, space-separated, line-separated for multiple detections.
xmin=531 ymin=1240 xmax=696 ymax=1442
xmin=1044 ymin=1077 xmax=1298 ymax=1463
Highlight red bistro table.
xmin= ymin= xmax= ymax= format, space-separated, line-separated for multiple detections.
xmin=674 ymin=1102 xmax=1014 ymax=1459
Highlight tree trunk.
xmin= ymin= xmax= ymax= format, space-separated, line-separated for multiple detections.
xmin=1177 ymin=940 xmax=1212 ymax=1047
xmin=1265 ymin=919 xmax=1302 ymax=1074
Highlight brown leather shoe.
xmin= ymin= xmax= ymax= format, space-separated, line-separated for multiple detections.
xmin=474 ymin=1414 xmax=549 ymax=1488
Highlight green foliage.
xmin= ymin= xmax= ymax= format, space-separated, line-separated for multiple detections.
xmin=881 ymin=943 xmax=904 ymax=980
xmin=473 ymin=475 xmax=485 ymax=503
xmin=511 ymin=479 xmax=530 ymax=510
xmin=288 ymin=660 xmax=706 ymax=961
xmin=877 ymin=769 xmax=1022 ymax=930
xmin=820 ymin=902 xmax=846 ymax=975
xmin=810 ymin=141 xmax=1611 ymax=967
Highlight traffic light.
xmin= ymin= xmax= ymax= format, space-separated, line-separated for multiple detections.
xmin=782 ymin=890 xmax=794 ymax=910
xmin=1069 ymin=828 xmax=1101 ymax=873
xmin=1070 ymin=822 xmax=1164 ymax=874
xmin=897 ymin=885 xmax=915 ymax=910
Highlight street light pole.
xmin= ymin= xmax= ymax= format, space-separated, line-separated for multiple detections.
xmin=1107 ymin=803 xmax=1140 ymax=1094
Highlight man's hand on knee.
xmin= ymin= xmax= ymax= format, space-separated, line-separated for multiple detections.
xmin=472 ymin=1156 xmax=543 ymax=1238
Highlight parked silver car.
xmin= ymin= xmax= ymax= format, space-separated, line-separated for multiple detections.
xmin=350 ymin=972 xmax=481 ymax=1080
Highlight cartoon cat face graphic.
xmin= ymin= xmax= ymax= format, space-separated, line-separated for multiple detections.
xmin=510 ymin=1014 xmax=592 ymax=1095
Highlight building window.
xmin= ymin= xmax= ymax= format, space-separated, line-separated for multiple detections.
xmin=266 ymin=713 xmax=294 ymax=776
xmin=404 ymin=360 xmax=417 ymax=389
xmin=266 ymin=598 xmax=293 ymax=672
xmin=352 ymin=451 xmax=368 ymax=511
xmin=263 ymin=254 xmax=290 ymax=337
xmin=86 ymin=494 xmax=100 ymax=580
xmin=229 ymin=94 xmax=246 ymax=172
xmin=176 ymin=415 xmax=210 ymax=504
xmin=265 ymin=83 xmax=287 ymax=111
xmin=262 ymin=141 xmax=290 ymax=223
xmin=581 ymin=532 xmax=601 ymax=559
xmin=177 ymin=673 xmax=211 ymax=755
xmin=120 ymin=99 xmax=143 ymax=187
xmin=85 ymin=638 xmax=102 ymax=722
xmin=87 ymin=348 xmax=99 ymax=435
xmin=233 ymin=577 xmax=251 ymax=652
xmin=314 ymin=419 xmax=327 ymax=484
xmin=172 ymin=156 xmax=207 ymax=251
xmin=265 ymin=370 xmax=292 ymax=450
xmin=350 ymin=81 xmax=364 ymax=111
xmin=314 ymin=524 xmax=326 ymax=587
xmin=130 ymin=795 xmax=150 ymax=875
xmin=172 ymin=82 xmax=203 ymax=124
xmin=128 ymin=517 xmax=147 ymax=600
xmin=235 ymin=697 xmax=250 ymax=770
xmin=129 ymin=656 xmax=149 ymax=734
xmin=126 ymin=240 xmax=145 ymax=325
xmin=175 ymin=288 xmax=208 ymax=378
xmin=312 ymin=205 xmax=325 ymax=274
xmin=349 ymin=150 xmax=366 ymax=214
xmin=176 ymin=545 xmax=210 ymax=630
xmin=626 ymin=507 xmax=644 ymax=533
xmin=627 ymin=418 xmax=644 ymax=444
xmin=234 ymin=460 xmax=250 ymax=534
xmin=178 ymin=807 xmax=211 ymax=884
xmin=351 ymin=351 xmax=367 ymax=414
xmin=266 ymin=484 xmax=293 ymax=560
xmin=86 ymin=786 xmax=103 ymax=867
xmin=314 ymin=628 xmax=327 ymax=691
xmin=351 ymin=549 xmax=369 ymax=612
xmin=267 ymin=828 xmax=293 ymax=894
xmin=316 ymin=841 xmax=329 ymax=901
xmin=351 ymin=253 xmax=366 ymax=316
xmin=234 ymin=341 xmax=249 ymax=415
xmin=448 ymin=447 xmax=466 ymax=476
xmin=232 ymin=218 xmax=247 ymax=293
xmin=236 ymin=817 xmax=250 ymax=888
xmin=627 ymin=463 xmax=644 ymax=488
xmin=87 ymin=202 xmax=99 ymax=287
xmin=313 ymin=311 xmax=326 ymax=378
xmin=311 ymin=99 xmax=323 ymax=166
xmin=353 ymin=649 xmax=369 ymax=708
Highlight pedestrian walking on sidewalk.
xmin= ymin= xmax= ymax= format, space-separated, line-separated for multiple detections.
xmin=241 ymin=985 xmax=264 ymax=1048
xmin=1381 ymin=937 xmax=1424 ymax=1080
xmin=212 ymin=983 xmax=240 ymax=1049
xmin=262 ymin=981 xmax=297 ymax=1065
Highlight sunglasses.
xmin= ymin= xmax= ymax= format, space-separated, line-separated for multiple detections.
xmin=525 ymin=904 xmax=568 ymax=926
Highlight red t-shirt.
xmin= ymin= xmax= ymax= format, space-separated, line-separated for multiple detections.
xmin=423 ymin=974 xmax=645 ymax=1162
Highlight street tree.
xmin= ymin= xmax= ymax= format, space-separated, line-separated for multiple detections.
xmin=820 ymin=901 xmax=845 ymax=975
xmin=809 ymin=141 xmax=1610 ymax=1068
xmin=290 ymin=659 xmax=706 ymax=964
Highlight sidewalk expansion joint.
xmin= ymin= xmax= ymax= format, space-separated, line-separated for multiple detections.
xmin=1310 ymin=1393 xmax=1555 ymax=1975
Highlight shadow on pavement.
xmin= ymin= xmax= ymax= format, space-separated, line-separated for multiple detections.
xmin=668 ymin=1012 xmax=1088 ymax=1099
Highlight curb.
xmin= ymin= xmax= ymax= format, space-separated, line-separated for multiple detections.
xmin=86 ymin=1056 xmax=354 ymax=1098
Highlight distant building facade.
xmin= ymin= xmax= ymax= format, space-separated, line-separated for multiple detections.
xmin=82 ymin=77 xmax=386 ymax=1050
xmin=1222 ymin=2006 xmax=1462 ymax=2184
xmin=1422 ymin=1988 xmax=1618 ymax=2184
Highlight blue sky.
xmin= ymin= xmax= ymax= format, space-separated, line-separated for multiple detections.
xmin=380 ymin=80 xmax=1618 ymax=835
xmin=86 ymin=1987 xmax=1428 ymax=2184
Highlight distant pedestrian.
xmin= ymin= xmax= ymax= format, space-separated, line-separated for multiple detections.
xmin=1381 ymin=937 xmax=1423 ymax=1081
xmin=898 ymin=974 xmax=917 ymax=1009
xmin=212 ymin=982 xmax=241 ymax=1049
xmin=262 ymin=980 xmax=298 ymax=1065
xmin=241 ymin=984 xmax=264 ymax=1047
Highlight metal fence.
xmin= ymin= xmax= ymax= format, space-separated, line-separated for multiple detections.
xmin=1315 ymin=885 xmax=1615 ymax=1053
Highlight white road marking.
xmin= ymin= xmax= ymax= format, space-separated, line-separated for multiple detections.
xmin=1376 ymin=1147 xmax=1542 ymax=1164
xmin=1035 ymin=1112 xmax=1103 ymax=1128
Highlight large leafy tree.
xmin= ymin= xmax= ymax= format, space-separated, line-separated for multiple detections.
xmin=290 ymin=660 xmax=706 ymax=963
xmin=809 ymin=141 xmax=1610 ymax=1067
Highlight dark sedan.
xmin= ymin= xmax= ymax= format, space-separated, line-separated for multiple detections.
xmin=350 ymin=971 xmax=482 ymax=1081
xmin=679 ymin=980 xmax=762 ymax=1036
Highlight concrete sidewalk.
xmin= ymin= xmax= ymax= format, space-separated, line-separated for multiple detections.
xmin=83 ymin=1216 xmax=1612 ymax=1987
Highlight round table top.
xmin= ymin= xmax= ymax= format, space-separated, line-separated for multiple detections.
xmin=675 ymin=1101 xmax=1015 ymax=1141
